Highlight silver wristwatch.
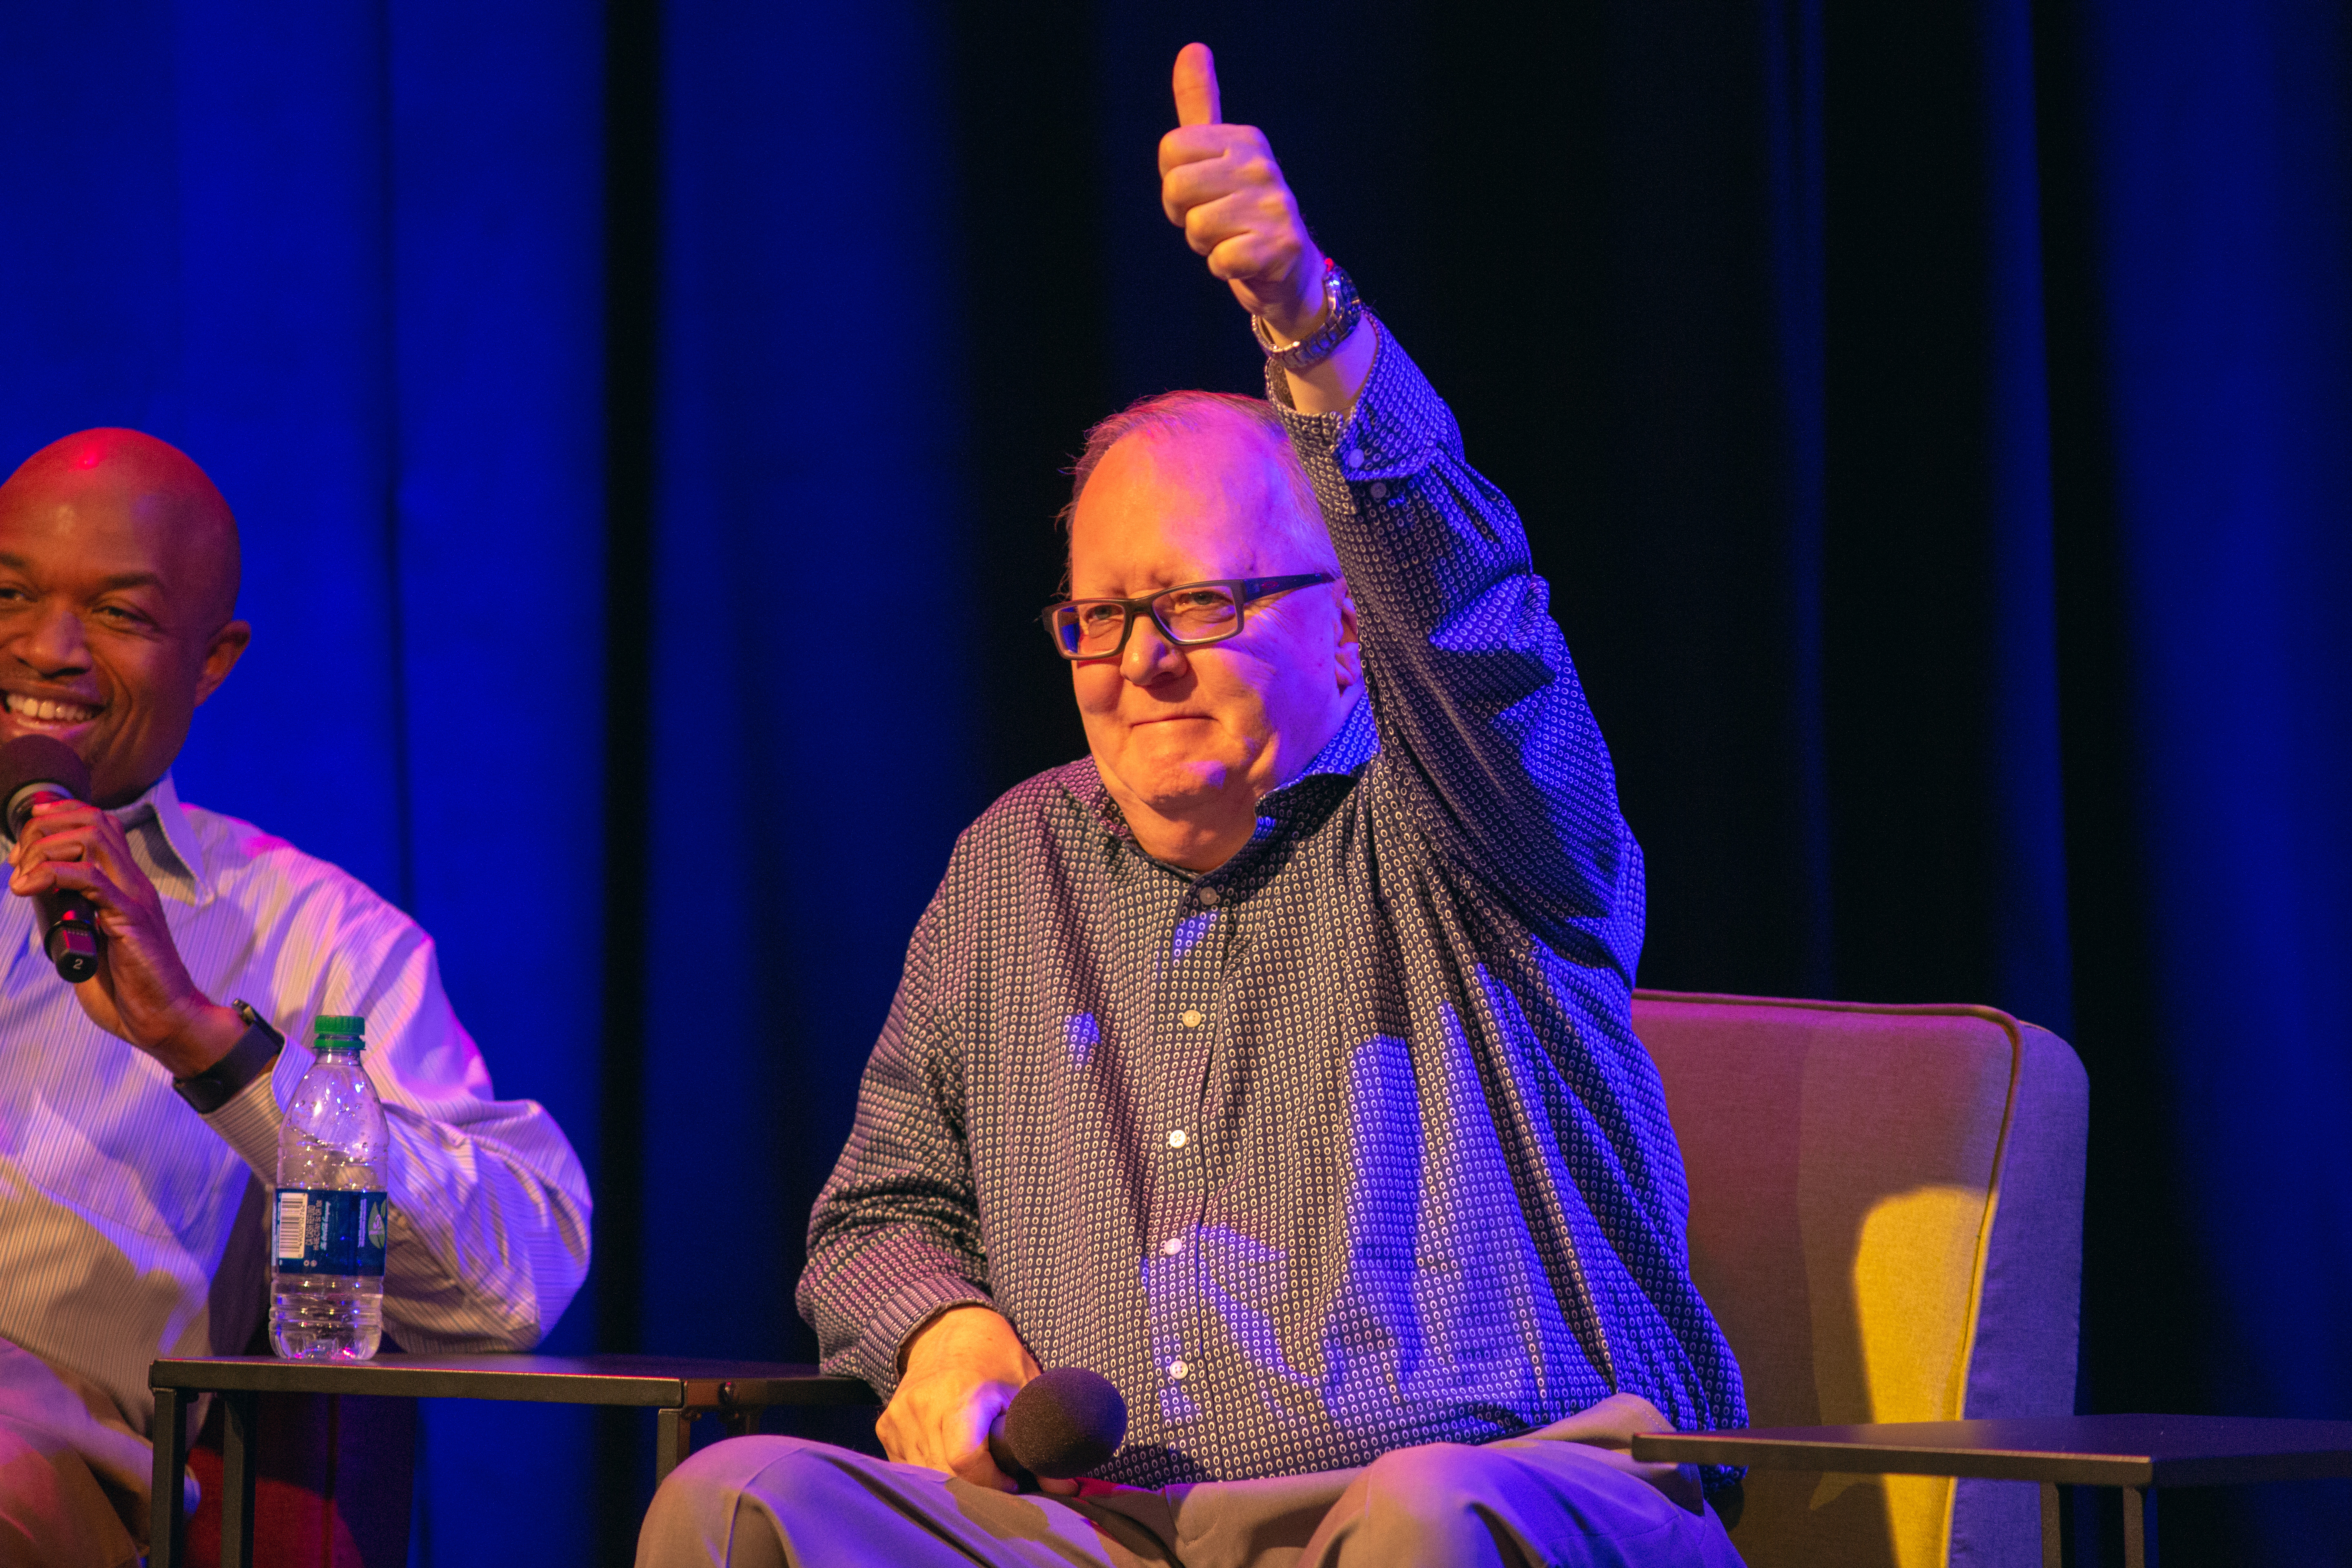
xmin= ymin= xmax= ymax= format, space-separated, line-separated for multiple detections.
xmin=1253 ymin=259 xmax=1363 ymax=375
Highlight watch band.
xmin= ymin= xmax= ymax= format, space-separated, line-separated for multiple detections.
xmin=172 ymin=1000 xmax=285 ymax=1115
xmin=1252 ymin=258 xmax=1363 ymax=375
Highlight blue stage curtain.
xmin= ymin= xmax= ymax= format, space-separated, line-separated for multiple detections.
xmin=2045 ymin=0 xmax=2352 ymax=1557
xmin=0 ymin=2 xmax=608 ymax=1560
xmin=7 ymin=0 xmax=2352 ymax=1562
xmin=635 ymin=0 xmax=976 ymax=1359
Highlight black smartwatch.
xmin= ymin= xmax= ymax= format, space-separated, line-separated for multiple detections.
xmin=171 ymin=1000 xmax=285 ymax=1114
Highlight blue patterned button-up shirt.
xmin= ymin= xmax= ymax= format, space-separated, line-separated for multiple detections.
xmin=801 ymin=323 xmax=1746 ymax=1487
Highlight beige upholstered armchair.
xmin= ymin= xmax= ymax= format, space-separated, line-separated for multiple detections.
xmin=1634 ymin=991 xmax=2089 ymax=1568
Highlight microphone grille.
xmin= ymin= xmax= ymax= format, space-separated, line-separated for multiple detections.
xmin=0 ymin=735 xmax=91 ymax=830
xmin=1004 ymin=1367 xmax=1128 ymax=1480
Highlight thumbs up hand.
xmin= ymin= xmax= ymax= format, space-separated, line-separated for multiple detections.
xmin=1158 ymin=43 xmax=1327 ymax=343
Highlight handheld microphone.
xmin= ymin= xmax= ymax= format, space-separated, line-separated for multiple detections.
xmin=987 ymin=1367 xmax=1129 ymax=1484
xmin=0 ymin=735 xmax=106 ymax=983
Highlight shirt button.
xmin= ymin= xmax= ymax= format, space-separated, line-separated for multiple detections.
xmin=1161 ymin=1237 xmax=1185 ymax=1255
xmin=1196 ymin=887 xmax=1220 ymax=907
xmin=1369 ymin=481 xmax=1389 ymax=499
xmin=1167 ymin=1129 xmax=1188 ymax=1148
xmin=1342 ymin=451 xmax=1363 ymax=469
xmin=1180 ymin=1009 xmax=1203 ymax=1029
xmin=1168 ymin=1360 xmax=1189 ymax=1380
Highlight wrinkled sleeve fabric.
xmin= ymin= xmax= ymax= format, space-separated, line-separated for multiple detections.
xmin=1268 ymin=322 xmax=1643 ymax=980
xmin=798 ymin=886 xmax=993 ymax=1400
xmin=203 ymin=868 xmax=592 ymax=1353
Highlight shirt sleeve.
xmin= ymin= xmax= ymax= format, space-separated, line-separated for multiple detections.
xmin=797 ymin=889 xmax=994 ymax=1400
xmin=203 ymin=883 xmax=592 ymax=1354
xmin=1270 ymin=321 xmax=1644 ymax=978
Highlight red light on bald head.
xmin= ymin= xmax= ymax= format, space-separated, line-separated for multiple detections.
xmin=73 ymin=447 xmax=102 ymax=470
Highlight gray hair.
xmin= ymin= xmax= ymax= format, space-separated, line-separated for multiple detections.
xmin=1058 ymin=391 xmax=1341 ymax=585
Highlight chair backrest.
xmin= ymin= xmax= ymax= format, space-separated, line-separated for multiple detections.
xmin=1633 ymin=990 xmax=2087 ymax=1568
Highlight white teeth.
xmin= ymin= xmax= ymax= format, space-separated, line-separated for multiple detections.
xmin=6 ymin=694 xmax=96 ymax=724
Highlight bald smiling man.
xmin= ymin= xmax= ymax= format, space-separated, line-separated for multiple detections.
xmin=0 ymin=431 xmax=590 ymax=1567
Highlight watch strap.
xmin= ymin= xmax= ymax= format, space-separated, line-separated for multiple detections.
xmin=1252 ymin=258 xmax=1363 ymax=375
xmin=172 ymin=1001 xmax=285 ymax=1115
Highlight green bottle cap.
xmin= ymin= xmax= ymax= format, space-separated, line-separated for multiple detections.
xmin=313 ymin=1014 xmax=366 ymax=1047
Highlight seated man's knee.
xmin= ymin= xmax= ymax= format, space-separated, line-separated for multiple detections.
xmin=1359 ymin=1440 xmax=1511 ymax=1511
xmin=0 ymin=1419 xmax=140 ymax=1568
xmin=637 ymin=1436 xmax=817 ymax=1568
xmin=641 ymin=1437 xmax=1012 ymax=1568
xmin=1342 ymin=1440 xmax=1521 ymax=1551
xmin=1334 ymin=1439 xmax=1709 ymax=1568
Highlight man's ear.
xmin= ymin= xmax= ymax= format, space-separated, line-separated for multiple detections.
xmin=1333 ymin=590 xmax=1360 ymax=691
xmin=194 ymin=619 xmax=252 ymax=707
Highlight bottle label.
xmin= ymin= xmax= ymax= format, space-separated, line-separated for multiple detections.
xmin=273 ymin=1188 xmax=389 ymax=1276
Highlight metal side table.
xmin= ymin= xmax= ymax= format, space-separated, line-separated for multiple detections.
xmin=149 ymin=1352 xmax=874 ymax=1568
xmin=1632 ymin=1412 xmax=2352 ymax=1568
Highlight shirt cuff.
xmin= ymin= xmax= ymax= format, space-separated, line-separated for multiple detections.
xmin=852 ymin=1274 xmax=997 ymax=1400
xmin=1265 ymin=316 xmax=1455 ymax=483
xmin=203 ymin=1069 xmax=287 ymax=1181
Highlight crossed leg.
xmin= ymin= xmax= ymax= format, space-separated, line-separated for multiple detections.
xmin=636 ymin=1433 xmax=1743 ymax=1568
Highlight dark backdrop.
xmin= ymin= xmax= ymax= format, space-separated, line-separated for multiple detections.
xmin=4 ymin=1 xmax=2348 ymax=1563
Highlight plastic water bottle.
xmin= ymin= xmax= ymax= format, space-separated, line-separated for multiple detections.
xmin=270 ymin=1014 xmax=390 ymax=1360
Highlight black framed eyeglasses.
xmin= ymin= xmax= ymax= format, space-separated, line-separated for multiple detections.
xmin=1042 ymin=573 xmax=1337 ymax=660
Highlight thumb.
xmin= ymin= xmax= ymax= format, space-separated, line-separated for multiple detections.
xmin=1172 ymin=42 xmax=1221 ymax=127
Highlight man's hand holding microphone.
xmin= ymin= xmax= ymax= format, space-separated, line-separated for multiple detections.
xmin=1 ymin=735 xmax=248 ymax=1080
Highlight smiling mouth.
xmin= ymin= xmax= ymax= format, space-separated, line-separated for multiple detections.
xmin=3 ymin=693 xmax=102 ymax=728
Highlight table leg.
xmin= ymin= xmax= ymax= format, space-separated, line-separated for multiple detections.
xmin=219 ymin=1391 xmax=259 ymax=1568
xmin=149 ymin=1387 xmax=189 ymax=1568
xmin=657 ymin=1408 xmax=698 ymax=1485
xmin=2122 ymin=1485 xmax=2158 ymax=1568
xmin=723 ymin=1407 xmax=761 ymax=1440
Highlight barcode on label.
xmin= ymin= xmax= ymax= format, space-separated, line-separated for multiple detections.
xmin=274 ymin=1192 xmax=309 ymax=1261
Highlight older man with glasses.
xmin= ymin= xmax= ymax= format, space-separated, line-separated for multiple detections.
xmin=637 ymin=42 xmax=1747 ymax=1568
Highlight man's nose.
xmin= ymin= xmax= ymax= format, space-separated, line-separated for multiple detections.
xmin=19 ymin=604 xmax=92 ymax=676
xmin=1121 ymin=615 xmax=1189 ymax=685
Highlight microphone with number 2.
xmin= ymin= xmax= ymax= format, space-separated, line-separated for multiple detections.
xmin=0 ymin=735 xmax=107 ymax=982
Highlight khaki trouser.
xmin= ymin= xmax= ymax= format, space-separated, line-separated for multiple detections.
xmin=0 ymin=1341 xmax=165 ymax=1568
xmin=637 ymin=1396 xmax=1745 ymax=1568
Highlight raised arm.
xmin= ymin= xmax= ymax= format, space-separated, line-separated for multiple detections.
xmin=1159 ymin=43 xmax=1376 ymax=415
xmin=1157 ymin=45 xmax=1638 ymax=958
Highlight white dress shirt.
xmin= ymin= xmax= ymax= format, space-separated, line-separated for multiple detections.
xmin=0 ymin=773 xmax=592 ymax=1483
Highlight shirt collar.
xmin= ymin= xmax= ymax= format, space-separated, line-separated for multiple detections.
xmin=109 ymin=773 xmax=210 ymax=906
xmin=1274 ymin=690 xmax=1378 ymax=791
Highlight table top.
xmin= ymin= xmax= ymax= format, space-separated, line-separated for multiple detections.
xmin=150 ymin=1352 xmax=875 ymax=1410
xmin=1630 ymin=1414 xmax=2352 ymax=1488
